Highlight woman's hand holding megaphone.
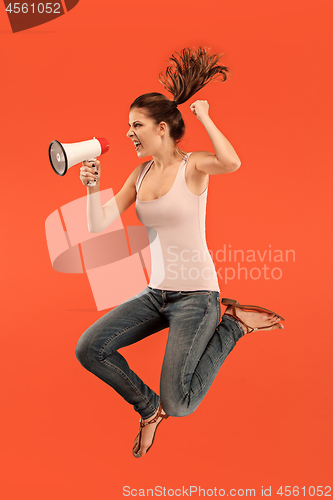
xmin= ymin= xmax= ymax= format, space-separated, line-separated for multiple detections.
xmin=80 ymin=160 xmax=100 ymax=188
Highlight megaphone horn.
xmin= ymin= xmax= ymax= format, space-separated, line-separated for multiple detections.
xmin=48 ymin=137 xmax=109 ymax=177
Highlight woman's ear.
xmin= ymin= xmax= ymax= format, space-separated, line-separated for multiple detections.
xmin=159 ymin=121 xmax=167 ymax=136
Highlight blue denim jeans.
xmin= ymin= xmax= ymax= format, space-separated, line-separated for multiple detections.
xmin=75 ymin=286 xmax=245 ymax=419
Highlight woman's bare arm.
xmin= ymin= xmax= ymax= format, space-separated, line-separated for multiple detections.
xmin=189 ymin=100 xmax=241 ymax=175
xmin=80 ymin=161 xmax=143 ymax=233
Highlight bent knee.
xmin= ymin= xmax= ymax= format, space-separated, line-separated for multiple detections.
xmin=161 ymin=397 xmax=197 ymax=418
xmin=75 ymin=338 xmax=87 ymax=368
xmin=75 ymin=333 xmax=96 ymax=370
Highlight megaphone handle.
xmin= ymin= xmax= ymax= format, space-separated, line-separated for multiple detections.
xmin=86 ymin=157 xmax=98 ymax=186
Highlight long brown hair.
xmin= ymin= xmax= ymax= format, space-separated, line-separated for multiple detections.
xmin=130 ymin=47 xmax=229 ymax=144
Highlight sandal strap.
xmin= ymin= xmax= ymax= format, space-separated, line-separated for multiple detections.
xmin=140 ymin=404 xmax=169 ymax=427
xmin=224 ymin=305 xmax=280 ymax=334
xmin=222 ymin=298 xmax=285 ymax=321
xmin=225 ymin=303 xmax=262 ymax=334
xmin=224 ymin=311 xmax=252 ymax=334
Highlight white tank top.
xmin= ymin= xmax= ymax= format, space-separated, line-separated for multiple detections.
xmin=135 ymin=152 xmax=220 ymax=292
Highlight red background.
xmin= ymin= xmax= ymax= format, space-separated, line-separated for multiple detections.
xmin=0 ymin=0 xmax=332 ymax=498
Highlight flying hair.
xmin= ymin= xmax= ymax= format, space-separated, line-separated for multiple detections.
xmin=158 ymin=46 xmax=229 ymax=105
xmin=130 ymin=46 xmax=230 ymax=144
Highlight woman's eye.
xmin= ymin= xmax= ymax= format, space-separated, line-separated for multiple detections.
xmin=134 ymin=124 xmax=141 ymax=128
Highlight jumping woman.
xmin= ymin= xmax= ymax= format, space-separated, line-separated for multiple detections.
xmin=75 ymin=47 xmax=284 ymax=458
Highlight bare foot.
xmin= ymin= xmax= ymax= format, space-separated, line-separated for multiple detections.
xmin=132 ymin=406 xmax=167 ymax=457
xmin=225 ymin=305 xmax=284 ymax=334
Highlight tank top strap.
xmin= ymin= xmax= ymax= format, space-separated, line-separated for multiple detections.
xmin=174 ymin=152 xmax=193 ymax=191
xmin=180 ymin=152 xmax=192 ymax=172
xmin=135 ymin=160 xmax=153 ymax=194
xmin=136 ymin=153 xmax=192 ymax=195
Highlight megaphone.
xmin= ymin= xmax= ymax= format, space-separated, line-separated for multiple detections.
xmin=48 ymin=137 xmax=109 ymax=185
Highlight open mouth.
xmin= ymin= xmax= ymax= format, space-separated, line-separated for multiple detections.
xmin=134 ymin=141 xmax=141 ymax=151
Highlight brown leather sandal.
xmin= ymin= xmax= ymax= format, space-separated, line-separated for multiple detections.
xmin=221 ymin=298 xmax=285 ymax=334
xmin=132 ymin=404 xmax=169 ymax=458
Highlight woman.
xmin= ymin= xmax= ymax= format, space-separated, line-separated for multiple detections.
xmin=75 ymin=47 xmax=284 ymax=458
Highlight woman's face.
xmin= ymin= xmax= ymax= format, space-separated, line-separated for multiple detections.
xmin=127 ymin=108 xmax=164 ymax=158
